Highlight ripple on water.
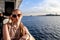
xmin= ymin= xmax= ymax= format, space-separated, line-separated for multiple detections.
xmin=22 ymin=16 xmax=60 ymax=40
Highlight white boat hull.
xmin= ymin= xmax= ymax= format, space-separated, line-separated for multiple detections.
xmin=30 ymin=34 xmax=35 ymax=40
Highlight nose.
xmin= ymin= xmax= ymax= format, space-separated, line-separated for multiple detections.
xmin=16 ymin=16 xmax=19 ymax=19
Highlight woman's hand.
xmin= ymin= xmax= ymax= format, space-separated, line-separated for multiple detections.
xmin=19 ymin=34 xmax=30 ymax=40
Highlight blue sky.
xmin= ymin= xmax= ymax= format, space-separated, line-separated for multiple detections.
xmin=19 ymin=0 xmax=60 ymax=16
xmin=19 ymin=0 xmax=43 ymax=10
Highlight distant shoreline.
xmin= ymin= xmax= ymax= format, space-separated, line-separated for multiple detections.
xmin=23 ymin=14 xmax=60 ymax=16
xmin=23 ymin=15 xmax=60 ymax=17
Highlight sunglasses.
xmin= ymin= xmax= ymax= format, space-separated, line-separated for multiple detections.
xmin=12 ymin=14 xmax=21 ymax=18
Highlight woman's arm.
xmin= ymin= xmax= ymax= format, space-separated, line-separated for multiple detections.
xmin=3 ymin=24 xmax=11 ymax=40
xmin=19 ymin=26 xmax=30 ymax=40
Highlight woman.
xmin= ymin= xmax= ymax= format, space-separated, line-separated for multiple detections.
xmin=3 ymin=9 xmax=30 ymax=40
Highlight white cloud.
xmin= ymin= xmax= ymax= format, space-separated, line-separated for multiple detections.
xmin=23 ymin=0 xmax=60 ymax=16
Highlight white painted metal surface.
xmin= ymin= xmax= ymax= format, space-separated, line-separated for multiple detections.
xmin=0 ymin=0 xmax=22 ymax=12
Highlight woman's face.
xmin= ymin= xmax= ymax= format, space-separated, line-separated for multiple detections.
xmin=11 ymin=10 xmax=22 ymax=23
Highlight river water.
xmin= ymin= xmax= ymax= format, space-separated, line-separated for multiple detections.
xmin=22 ymin=16 xmax=60 ymax=40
